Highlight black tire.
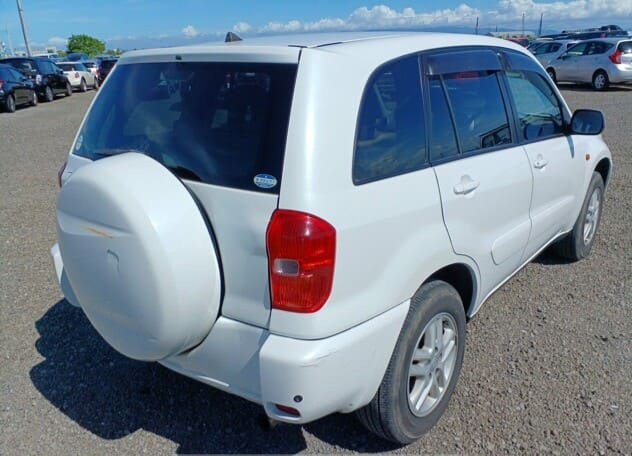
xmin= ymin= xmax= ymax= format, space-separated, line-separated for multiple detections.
xmin=4 ymin=94 xmax=16 ymax=113
xmin=44 ymin=85 xmax=54 ymax=102
xmin=552 ymin=172 xmax=605 ymax=261
xmin=66 ymin=82 xmax=73 ymax=97
xmin=592 ymin=70 xmax=609 ymax=91
xmin=30 ymin=90 xmax=38 ymax=106
xmin=356 ymin=280 xmax=466 ymax=444
xmin=80 ymin=79 xmax=87 ymax=92
xmin=93 ymin=77 xmax=99 ymax=90
xmin=547 ymin=68 xmax=557 ymax=83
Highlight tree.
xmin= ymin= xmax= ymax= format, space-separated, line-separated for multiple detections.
xmin=67 ymin=34 xmax=105 ymax=57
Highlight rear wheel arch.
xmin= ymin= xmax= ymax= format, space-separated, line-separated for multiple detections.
xmin=424 ymin=263 xmax=477 ymax=317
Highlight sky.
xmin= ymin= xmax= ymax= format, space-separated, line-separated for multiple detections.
xmin=0 ymin=0 xmax=631 ymax=51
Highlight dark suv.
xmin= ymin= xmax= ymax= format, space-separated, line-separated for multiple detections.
xmin=0 ymin=57 xmax=72 ymax=102
xmin=0 ymin=63 xmax=38 ymax=112
xmin=97 ymin=58 xmax=117 ymax=84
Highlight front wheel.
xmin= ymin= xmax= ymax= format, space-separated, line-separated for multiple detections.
xmin=356 ymin=280 xmax=466 ymax=444
xmin=30 ymin=90 xmax=38 ymax=106
xmin=66 ymin=82 xmax=73 ymax=97
xmin=93 ymin=77 xmax=99 ymax=90
xmin=79 ymin=79 xmax=87 ymax=92
xmin=552 ymin=172 xmax=605 ymax=261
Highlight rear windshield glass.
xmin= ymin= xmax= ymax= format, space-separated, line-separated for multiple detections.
xmin=618 ymin=41 xmax=632 ymax=53
xmin=100 ymin=60 xmax=117 ymax=70
xmin=74 ymin=62 xmax=297 ymax=193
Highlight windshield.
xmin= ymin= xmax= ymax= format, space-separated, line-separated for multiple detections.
xmin=73 ymin=61 xmax=297 ymax=193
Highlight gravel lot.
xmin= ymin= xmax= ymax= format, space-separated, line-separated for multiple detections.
xmin=1 ymin=85 xmax=631 ymax=454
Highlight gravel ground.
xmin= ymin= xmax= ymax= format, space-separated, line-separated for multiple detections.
xmin=1 ymin=85 xmax=631 ymax=454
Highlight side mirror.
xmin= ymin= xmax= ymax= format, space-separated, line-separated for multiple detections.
xmin=571 ymin=109 xmax=604 ymax=135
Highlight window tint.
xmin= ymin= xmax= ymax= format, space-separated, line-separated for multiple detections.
xmin=10 ymin=68 xmax=24 ymax=80
xmin=353 ymin=56 xmax=426 ymax=184
xmin=587 ymin=42 xmax=612 ymax=55
xmin=442 ymin=71 xmax=511 ymax=153
xmin=58 ymin=63 xmax=72 ymax=71
xmin=549 ymin=43 xmax=562 ymax=52
xmin=618 ymin=41 xmax=632 ymax=53
xmin=506 ymin=70 xmax=564 ymax=141
xmin=428 ymin=77 xmax=459 ymax=161
xmin=75 ymin=63 xmax=87 ymax=71
xmin=74 ymin=62 xmax=297 ymax=193
xmin=566 ymin=42 xmax=588 ymax=56
xmin=0 ymin=68 xmax=11 ymax=79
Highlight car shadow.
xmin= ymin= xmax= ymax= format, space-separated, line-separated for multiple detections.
xmin=531 ymin=248 xmax=575 ymax=266
xmin=30 ymin=300 xmax=398 ymax=454
xmin=557 ymin=82 xmax=632 ymax=92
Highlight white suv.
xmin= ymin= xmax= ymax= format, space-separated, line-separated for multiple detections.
xmin=51 ymin=32 xmax=612 ymax=444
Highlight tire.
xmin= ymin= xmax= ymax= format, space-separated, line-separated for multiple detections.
xmin=552 ymin=172 xmax=605 ymax=261
xmin=592 ymin=70 xmax=609 ymax=91
xmin=66 ymin=82 xmax=73 ymax=97
xmin=30 ymin=90 xmax=38 ymax=106
xmin=356 ymin=280 xmax=466 ymax=444
xmin=93 ymin=77 xmax=99 ymax=90
xmin=4 ymin=94 xmax=16 ymax=113
xmin=79 ymin=79 xmax=87 ymax=92
xmin=547 ymin=68 xmax=557 ymax=83
xmin=44 ymin=85 xmax=54 ymax=102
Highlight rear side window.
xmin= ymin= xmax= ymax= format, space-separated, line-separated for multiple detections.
xmin=587 ymin=42 xmax=613 ymax=55
xmin=353 ymin=55 xmax=427 ymax=185
xmin=0 ymin=68 xmax=11 ymax=79
xmin=428 ymin=77 xmax=459 ymax=161
xmin=442 ymin=71 xmax=511 ymax=153
xmin=566 ymin=42 xmax=588 ymax=56
xmin=74 ymin=62 xmax=297 ymax=193
xmin=505 ymin=70 xmax=564 ymax=141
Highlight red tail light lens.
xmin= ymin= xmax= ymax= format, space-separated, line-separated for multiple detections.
xmin=74 ymin=72 xmax=80 ymax=78
xmin=266 ymin=210 xmax=336 ymax=313
xmin=57 ymin=160 xmax=67 ymax=188
xmin=609 ymin=50 xmax=622 ymax=64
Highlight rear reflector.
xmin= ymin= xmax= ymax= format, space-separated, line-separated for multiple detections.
xmin=266 ymin=210 xmax=335 ymax=313
xmin=275 ymin=404 xmax=301 ymax=417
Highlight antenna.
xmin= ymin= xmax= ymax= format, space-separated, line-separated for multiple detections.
xmin=16 ymin=0 xmax=32 ymax=56
xmin=538 ymin=12 xmax=543 ymax=37
xmin=475 ymin=16 xmax=479 ymax=35
xmin=225 ymin=32 xmax=242 ymax=43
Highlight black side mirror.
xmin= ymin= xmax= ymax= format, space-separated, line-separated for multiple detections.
xmin=571 ymin=109 xmax=604 ymax=135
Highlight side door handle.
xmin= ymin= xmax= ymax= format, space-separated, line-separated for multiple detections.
xmin=534 ymin=156 xmax=549 ymax=169
xmin=454 ymin=175 xmax=480 ymax=195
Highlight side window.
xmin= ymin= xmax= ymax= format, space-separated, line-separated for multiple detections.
xmin=428 ymin=77 xmax=459 ymax=161
xmin=442 ymin=71 xmax=512 ymax=153
xmin=549 ymin=43 xmax=562 ymax=53
xmin=353 ymin=56 xmax=426 ymax=184
xmin=505 ymin=70 xmax=564 ymax=141
xmin=566 ymin=42 xmax=588 ymax=56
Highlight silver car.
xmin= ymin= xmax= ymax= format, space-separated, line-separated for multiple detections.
xmin=547 ymin=38 xmax=632 ymax=90
xmin=532 ymin=40 xmax=579 ymax=67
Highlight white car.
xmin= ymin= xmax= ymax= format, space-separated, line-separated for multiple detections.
xmin=531 ymin=39 xmax=580 ymax=66
xmin=51 ymin=32 xmax=612 ymax=444
xmin=57 ymin=61 xmax=98 ymax=92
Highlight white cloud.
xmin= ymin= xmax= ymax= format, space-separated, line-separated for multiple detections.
xmin=232 ymin=1 xmax=632 ymax=34
xmin=233 ymin=22 xmax=253 ymax=34
xmin=47 ymin=36 xmax=68 ymax=48
xmin=181 ymin=25 xmax=200 ymax=38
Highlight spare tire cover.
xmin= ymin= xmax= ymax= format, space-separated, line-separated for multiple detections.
xmin=57 ymin=153 xmax=221 ymax=361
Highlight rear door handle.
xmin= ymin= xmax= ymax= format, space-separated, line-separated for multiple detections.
xmin=534 ymin=157 xmax=548 ymax=169
xmin=453 ymin=175 xmax=480 ymax=195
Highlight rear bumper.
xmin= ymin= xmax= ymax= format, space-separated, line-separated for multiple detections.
xmin=608 ymin=66 xmax=632 ymax=83
xmin=50 ymin=243 xmax=408 ymax=423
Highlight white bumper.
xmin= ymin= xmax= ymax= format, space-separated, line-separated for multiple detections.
xmin=50 ymin=243 xmax=408 ymax=423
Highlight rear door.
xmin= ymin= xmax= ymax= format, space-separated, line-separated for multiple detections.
xmin=9 ymin=68 xmax=28 ymax=104
xmin=425 ymin=50 xmax=533 ymax=299
xmin=502 ymin=53 xmax=583 ymax=259
xmin=582 ymin=41 xmax=615 ymax=81
xmin=555 ymin=42 xmax=589 ymax=81
xmin=70 ymin=59 xmax=298 ymax=329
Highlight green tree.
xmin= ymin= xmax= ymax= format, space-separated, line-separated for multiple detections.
xmin=67 ymin=34 xmax=105 ymax=57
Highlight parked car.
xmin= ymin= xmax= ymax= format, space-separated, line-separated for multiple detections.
xmin=96 ymin=58 xmax=117 ymax=84
xmin=51 ymin=32 xmax=612 ymax=444
xmin=547 ymin=38 xmax=632 ymax=90
xmin=532 ymin=40 xmax=579 ymax=66
xmin=0 ymin=63 xmax=38 ymax=112
xmin=57 ymin=61 xmax=98 ymax=91
xmin=66 ymin=52 xmax=90 ymax=62
xmin=0 ymin=57 xmax=72 ymax=101
xmin=82 ymin=60 xmax=98 ymax=76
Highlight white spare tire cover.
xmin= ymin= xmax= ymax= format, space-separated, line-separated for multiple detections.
xmin=57 ymin=153 xmax=221 ymax=361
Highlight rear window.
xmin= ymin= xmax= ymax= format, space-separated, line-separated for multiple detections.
xmin=100 ymin=60 xmax=117 ymax=70
xmin=58 ymin=63 xmax=72 ymax=71
xmin=73 ymin=62 xmax=297 ymax=193
xmin=619 ymin=41 xmax=632 ymax=53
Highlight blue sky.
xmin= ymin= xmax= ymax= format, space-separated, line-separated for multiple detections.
xmin=1 ymin=0 xmax=631 ymax=51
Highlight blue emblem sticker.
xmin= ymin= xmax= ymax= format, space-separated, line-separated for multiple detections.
xmin=253 ymin=174 xmax=278 ymax=189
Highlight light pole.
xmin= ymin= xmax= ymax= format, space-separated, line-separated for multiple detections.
xmin=16 ymin=0 xmax=32 ymax=56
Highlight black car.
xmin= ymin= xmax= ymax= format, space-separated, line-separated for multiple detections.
xmin=0 ymin=57 xmax=72 ymax=102
xmin=97 ymin=58 xmax=117 ymax=84
xmin=0 ymin=63 xmax=38 ymax=112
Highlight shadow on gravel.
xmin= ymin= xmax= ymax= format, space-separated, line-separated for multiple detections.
xmin=532 ymin=249 xmax=575 ymax=266
xmin=30 ymin=300 xmax=398 ymax=454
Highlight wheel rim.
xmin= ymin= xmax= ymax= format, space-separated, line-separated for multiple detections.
xmin=32 ymin=92 xmax=37 ymax=104
xmin=594 ymin=74 xmax=606 ymax=89
xmin=46 ymin=87 xmax=53 ymax=100
xmin=8 ymin=96 xmax=15 ymax=111
xmin=407 ymin=312 xmax=458 ymax=417
xmin=548 ymin=70 xmax=555 ymax=80
xmin=583 ymin=188 xmax=601 ymax=245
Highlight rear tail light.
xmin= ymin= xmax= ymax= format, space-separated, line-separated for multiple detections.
xmin=266 ymin=210 xmax=336 ymax=313
xmin=275 ymin=404 xmax=300 ymax=417
xmin=57 ymin=160 xmax=67 ymax=188
xmin=609 ymin=50 xmax=622 ymax=64
xmin=74 ymin=71 xmax=80 ymax=78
